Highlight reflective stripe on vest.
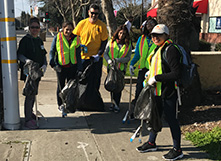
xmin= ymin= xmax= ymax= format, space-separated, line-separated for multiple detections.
xmin=147 ymin=39 xmax=173 ymax=96
xmin=108 ymin=39 xmax=131 ymax=71
xmin=138 ymin=35 xmax=149 ymax=69
xmin=56 ymin=33 xmax=80 ymax=65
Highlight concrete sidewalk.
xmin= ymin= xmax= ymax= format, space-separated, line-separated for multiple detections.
xmin=0 ymin=36 xmax=210 ymax=161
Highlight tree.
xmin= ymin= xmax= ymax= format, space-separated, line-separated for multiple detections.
xmin=157 ymin=0 xmax=202 ymax=108
xmin=101 ymin=0 xmax=117 ymax=37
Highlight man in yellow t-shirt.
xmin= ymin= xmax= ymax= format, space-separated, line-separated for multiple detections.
xmin=73 ymin=3 xmax=108 ymax=90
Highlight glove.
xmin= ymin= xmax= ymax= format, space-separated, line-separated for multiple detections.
xmin=77 ymin=71 xmax=82 ymax=78
xmin=148 ymin=76 xmax=156 ymax=85
xmin=107 ymin=59 xmax=112 ymax=65
xmin=25 ymin=59 xmax=33 ymax=64
xmin=40 ymin=65 xmax=47 ymax=75
xmin=145 ymin=71 xmax=150 ymax=78
xmin=129 ymin=65 xmax=135 ymax=75
xmin=92 ymin=54 xmax=100 ymax=63
xmin=53 ymin=65 xmax=61 ymax=73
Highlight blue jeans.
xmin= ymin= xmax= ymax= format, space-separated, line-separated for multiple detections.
xmin=148 ymin=93 xmax=181 ymax=150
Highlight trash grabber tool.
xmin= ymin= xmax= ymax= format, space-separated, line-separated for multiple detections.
xmin=123 ymin=75 xmax=133 ymax=124
xmin=130 ymin=124 xmax=142 ymax=142
xmin=35 ymin=95 xmax=39 ymax=127
xmin=138 ymin=120 xmax=144 ymax=143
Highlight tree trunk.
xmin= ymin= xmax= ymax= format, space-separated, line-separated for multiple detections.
xmin=101 ymin=0 xmax=117 ymax=37
xmin=157 ymin=0 xmax=202 ymax=108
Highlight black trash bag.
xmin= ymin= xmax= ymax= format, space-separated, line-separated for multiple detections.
xmin=134 ymin=85 xmax=162 ymax=133
xmin=23 ymin=61 xmax=43 ymax=80
xmin=104 ymin=60 xmax=125 ymax=93
xmin=76 ymin=62 xmax=104 ymax=111
xmin=22 ymin=75 xmax=39 ymax=96
xmin=59 ymin=79 xmax=79 ymax=113
xmin=22 ymin=61 xmax=42 ymax=96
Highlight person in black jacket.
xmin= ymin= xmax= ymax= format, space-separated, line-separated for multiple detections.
xmin=136 ymin=24 xmax=183 ymax=161
xmin=17 ymin=17 xmax=47 ymax=129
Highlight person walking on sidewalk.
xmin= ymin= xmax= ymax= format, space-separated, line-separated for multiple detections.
xmin=17 ymin=17 xmax=47 ymax=129
xmin=73 ymin=3 xmax=108 ymax=91
xmin=104 ymin=25 xmax=132 ymax=113
xmin=136 ymin=24 xmax=183 ymax=161
xmin=129 ymin=17 xmax=157 ymax=106
xmin=49 ymin=22 xmax=82 ymax=112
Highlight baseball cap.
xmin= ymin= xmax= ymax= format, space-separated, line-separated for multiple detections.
xmin=151 ymin=24 xmax=169 ymax=35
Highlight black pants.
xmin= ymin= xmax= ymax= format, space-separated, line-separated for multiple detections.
xmin=82 ymin=58 xmax=103 ymax=91
xmin=148 ymin=93 xmax=181 ymax=150
xmin=134 ymin=68 xmax=148 ymax=103
xmin=56 ymin=65 xmax=77 ymax=106
xmin=24 ymin=80 xmax=40 ymax=122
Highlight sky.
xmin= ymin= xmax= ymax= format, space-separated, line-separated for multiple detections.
xmin=14 ymin=0 xmax=38 ymax=17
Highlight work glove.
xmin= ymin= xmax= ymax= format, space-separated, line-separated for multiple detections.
xmin=53 ymin=65 xmax=61 ymax=73
xmin=25 ymin=59 xmax=33 ymax=64
xmin=145 ymin=71 xmax=150 ymax=79
xmin=107 ymin=59 xmax=112 ymax=65
xmin=92 ymin=54 xmax=100 ymax=63
xmin=129 ymin=65 xmax=135 ymax=76
xmin=40 ymin=65 xmax=47 ymax=75
xmin=148 ymin=76 xmax=156 ymax=85
xmin=77 ymin=71 xmax=82 ymax=78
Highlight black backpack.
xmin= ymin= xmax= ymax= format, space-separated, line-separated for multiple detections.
xmin=163 ymin=44 xmax=197 ymax=89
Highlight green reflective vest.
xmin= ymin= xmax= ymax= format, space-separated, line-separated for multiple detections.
xmin=56 ymin=32 xmax=80 ymax=66
xmin=108 ymin=39 xmax=131 ymax=71
xmin=138 ymin=35 xmax=156 ymax=69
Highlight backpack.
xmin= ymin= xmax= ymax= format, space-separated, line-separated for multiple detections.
xmin=163 ymin=43 xmax=197 ymax=89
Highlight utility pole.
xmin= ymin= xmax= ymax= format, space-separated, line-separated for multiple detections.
xmin=0 ymin=0 xmax=20 ymax=130
xmin=141 ymin=0 xmax=144 ymax=26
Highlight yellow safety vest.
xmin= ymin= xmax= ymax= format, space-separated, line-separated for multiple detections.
xmin=108 ymin=39 xmax=131 ymax=71
xmin=56 ymin=32 xmax=80 ymax=66
xmin=138 ymin=35 xmax=156 ymax=69
xmin=147 ymin=39 xmax=173 ymax=96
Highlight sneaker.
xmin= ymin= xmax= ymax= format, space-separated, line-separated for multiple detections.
xmin=162 ymin=148 xmax=183 ymax=160
xmin=109 ymin=104 xmax=114 ymax=111
xmin=136 ymin=142 xmax=157 ymax=153
xmin=25 ymin=119 xmax=38 ymax=129
xmin=113 ymin=105 xmax=120 ymax=113
xmin=58 ymin=104 xmax=65 ymax=113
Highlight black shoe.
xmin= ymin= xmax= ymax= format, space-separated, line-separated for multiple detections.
xmin=136 ymin=142 xmax=157 ymax=153
xmin=162 ymin=148 xmax=183 ymax=160
xmin=113 ymin=105 xmax=120 ymax=113
xmin=109 ymin=104 xmax=114 ymax=111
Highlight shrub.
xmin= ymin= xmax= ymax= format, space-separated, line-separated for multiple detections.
xmin=198 ymin=40 xmax=211 ymax=51
xmin=215 ymin=43 xmax=221 ymax=51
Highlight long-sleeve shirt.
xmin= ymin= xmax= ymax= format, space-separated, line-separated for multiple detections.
xmin=104 ymin=40 xmax=132 ymax=71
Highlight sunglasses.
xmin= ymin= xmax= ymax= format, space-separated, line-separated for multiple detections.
xmin=30 ymin=26 xmax=40 ymax=29
xmin=90 ymin=12 xmax=99 ymax=15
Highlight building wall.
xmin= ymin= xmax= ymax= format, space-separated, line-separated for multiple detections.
xmin=200 ymin=0 xmax=221 ymax=43
xmin=192 ymin=51 xmax=221 ymax=90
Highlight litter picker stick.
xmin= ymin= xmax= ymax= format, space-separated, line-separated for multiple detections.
xmin=130 ymin=124 xmax=142 ymax=142
xmin=138 ymin=120 xmax=144 ymax=143
xmin=122 ymin=75 xmax=133 ymax=123
xmin=177 ymin=85 xmax=182 ymax=106
xmin=35 ymin=95 xmax=39 ymax=127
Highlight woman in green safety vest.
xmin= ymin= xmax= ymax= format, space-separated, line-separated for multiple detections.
xmin=104 ymin=25 xmax=132 ymax=113
xmin=136 ymin=24 xmax=183 ymax=161
xmin=49 ymin=22 xmax=82 ymax=113
xmin=129 ymin=17 xmax=157 ymax=108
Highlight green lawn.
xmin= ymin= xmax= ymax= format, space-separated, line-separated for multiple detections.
xmin=185 ymin=127 xmax=221 ymax=160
